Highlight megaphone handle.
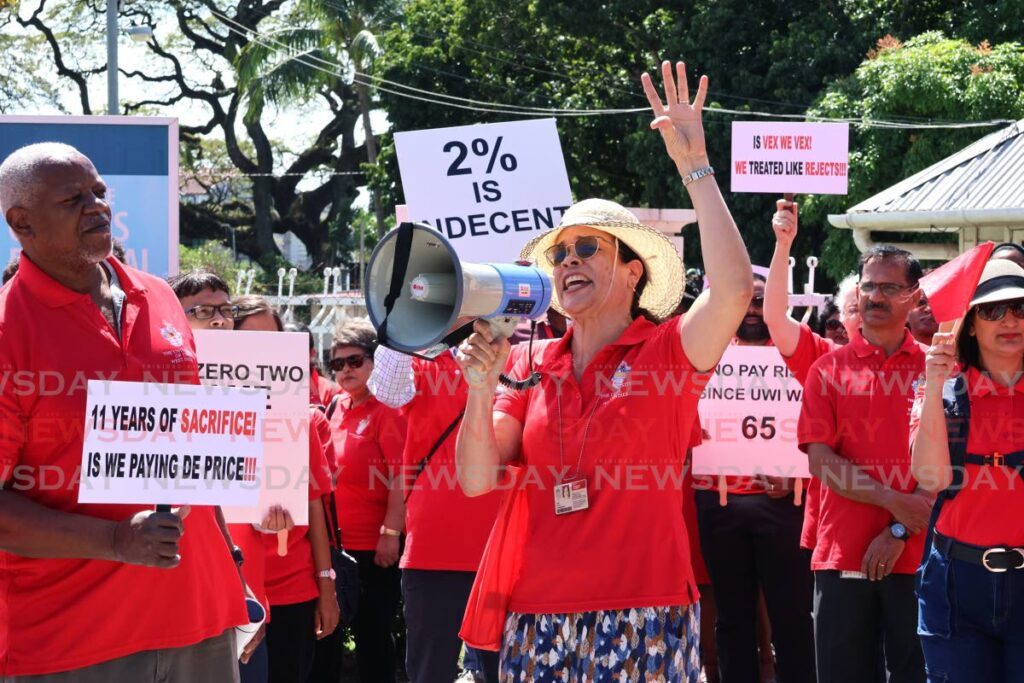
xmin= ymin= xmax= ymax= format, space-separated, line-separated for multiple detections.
xmin=465 ymin=317 xmax=517 ymax=385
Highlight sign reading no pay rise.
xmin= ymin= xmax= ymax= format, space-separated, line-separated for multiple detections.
xmin=395 ymin=118 xmax=573 ymax=262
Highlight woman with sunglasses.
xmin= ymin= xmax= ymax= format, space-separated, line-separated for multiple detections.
xmin=326 ymin=319 xmax=406 ymax=683
xmin=911 ymin=259 xmax=1024 ymax=682
xmin=455 ymin=61 xmax=753 ymax=683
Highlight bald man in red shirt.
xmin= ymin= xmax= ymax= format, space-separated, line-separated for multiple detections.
xmin=0 ymin=143 xmax=246 ymax=681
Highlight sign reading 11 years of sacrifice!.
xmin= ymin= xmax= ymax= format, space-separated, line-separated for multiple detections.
xmin=79 ymin=380 xmax=265 ymax=507
xmin=692 ymin=345 xmax=810 ymax=479
xmin=394 ymin=118 xmax=573 ymax=262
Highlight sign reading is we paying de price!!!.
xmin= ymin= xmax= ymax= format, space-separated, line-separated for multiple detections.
xmin=394 ymin=118 xmax=573 ymax=262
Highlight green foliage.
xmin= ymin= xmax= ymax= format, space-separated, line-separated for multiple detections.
xmin=802 ymin=33 xmax=1024 ymax=279
xmin=178 ymin=241 xmax=261 ymax=291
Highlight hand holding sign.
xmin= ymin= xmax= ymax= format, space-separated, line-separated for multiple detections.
xmin=771 ymin=199 xmax=798 ymax=248
xmin=112 ymin=505 xmax=191 ymax=569
xmin=641 ymin=60 xmax=709 ymax=174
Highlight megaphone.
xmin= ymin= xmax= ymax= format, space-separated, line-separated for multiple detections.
xmin=365 ymin=222 xmax=552 ymax=359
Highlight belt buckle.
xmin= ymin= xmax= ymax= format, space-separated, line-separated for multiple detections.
xmin=992 ymin=452 xmax=1006 ymax=467
xmin=981 ymin=547 xmax=1024 ymax=572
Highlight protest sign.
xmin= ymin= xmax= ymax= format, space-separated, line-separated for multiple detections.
xmin=79 ymin=380 xmax=265 ymax=506
xmin=693 ymin=345 xmax=810 ymax=478
xmin=0 ymin=115 xmax=178 ymax=275
xmin=194 ymin=330 xmax=312 ymax=525
xmin=731 ymin=122 xmax=849 ymax=195
xmin=394 ymin=118 xmax=573 ymax=262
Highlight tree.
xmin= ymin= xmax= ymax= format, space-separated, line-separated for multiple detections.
xmin=372 ymin=0 xmax=1020 ymax=285
xmin=0 ymin=0 xmax=379 ymax=269
xmin=801 ymin=32 xmax=1024 ymax=279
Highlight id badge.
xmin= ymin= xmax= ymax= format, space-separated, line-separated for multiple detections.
xmin=554 ymin=478 xmax=589 ymax=515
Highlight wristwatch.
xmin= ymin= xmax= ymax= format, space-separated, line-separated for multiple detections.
xmin=231 ymin=545 xmax=245 ymax=567
xmin=380 ymin=525 xmax=401 ymax=537
xmin=317 ymin=568 xmax=336 ymax=580
xmin=682 ymin=165 xmax=715 ymax=186
xmin=889 ymin=522 xmax=909 ymax=541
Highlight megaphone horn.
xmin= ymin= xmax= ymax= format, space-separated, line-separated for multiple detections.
xmin=366 ymin=222 xmax=552 ymax=386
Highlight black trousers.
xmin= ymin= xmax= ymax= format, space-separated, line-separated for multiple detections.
xmin=402 ymin=569 xmax=499 ymax=683
xmin=696 ymin=489 xmax=816 ymax=683
xmin=267 ymin=598 xmax=318 ymax=683
xmin=814 ymin=570 xmax=924 ymax=683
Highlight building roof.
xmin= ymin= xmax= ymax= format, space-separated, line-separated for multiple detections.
xmin=846 ymin=119 xmax=1024 ymax=215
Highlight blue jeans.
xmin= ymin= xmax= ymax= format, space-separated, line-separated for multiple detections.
xmin=918 ymin=543 xmax=1024 ymax=682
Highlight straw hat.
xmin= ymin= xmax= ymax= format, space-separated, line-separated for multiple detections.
xmin=520 ymin=199 xmax=684 ymax=320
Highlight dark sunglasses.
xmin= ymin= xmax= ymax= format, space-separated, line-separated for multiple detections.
xmin=185 ymin=304 xmax=239 ymax=321
xmin=976 ymin=299 xmax=1024 ymax=322
xmin=824 ymin=318 xmax=844 ymax=331
xmin=544 ymin=235 xmax=611 ymax=267
xmin=329 ymin=354 xmax=368 ymax=371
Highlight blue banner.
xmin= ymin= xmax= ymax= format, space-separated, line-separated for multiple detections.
xmin=0 ymin=116 xmax=178 ymax=276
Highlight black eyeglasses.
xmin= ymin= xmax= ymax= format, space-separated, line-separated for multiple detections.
xmin=824 ymin=318 xmax=844 ymax=331
xmin=976 ymin=299 xmax=1024 ymax=322
xmin=329 ymin=354 xmax=368 ymax=371
xmin=185 ymin=304 xmax=239 ymax=321
xmin=543 ymin=235 xmax=612 ymax=267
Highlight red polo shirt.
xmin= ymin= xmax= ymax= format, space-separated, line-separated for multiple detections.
xmin=330 ymin=396 xmax=406 ymax=551
xmin=263 ymin=407 xmax=333 ymax=605
xmin=910 ymin=367 xmax=1024 ymax=547
xmin=798 ymin=329 xmax=926 ymax=574
xmin=494 ymin=316 xmax=706 ymax=613
xmin=399 ymin=353 xmax=502 ymax=572
xmin=0 ymin=255 xmax=246 ymax=676
xmin=783 ymin=323 xmax=840 ymax=550
xmin=310 ymin=368 xmax=340 ymax=408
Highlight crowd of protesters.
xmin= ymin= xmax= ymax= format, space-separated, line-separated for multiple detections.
xmin=1 ymin=60 xmax=1023 ymax=683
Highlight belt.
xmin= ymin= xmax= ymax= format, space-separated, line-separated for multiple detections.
xmin=934 ymin=532 xmax=1024 ymax=573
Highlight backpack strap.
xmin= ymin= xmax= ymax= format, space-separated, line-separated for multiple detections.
xmin=921 ymin=375 xmax=971 ymax=563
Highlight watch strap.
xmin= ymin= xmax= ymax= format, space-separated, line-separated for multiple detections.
xmin=682 ymin=165 xmax=715 ymax=186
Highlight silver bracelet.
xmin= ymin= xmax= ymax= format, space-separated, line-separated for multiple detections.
xmin=682 ymin=165 xmax=715 ymax=186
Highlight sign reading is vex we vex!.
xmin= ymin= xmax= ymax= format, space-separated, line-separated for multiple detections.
xmin=731 ymin=122 xmax=849 ymax=195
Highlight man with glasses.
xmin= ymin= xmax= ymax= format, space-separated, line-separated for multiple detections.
xmin=695 ymin=272 xmax=816 ymax=683
xmin=799 ymin=245 xmax=931 ymax=683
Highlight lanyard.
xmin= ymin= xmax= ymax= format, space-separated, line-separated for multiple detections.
xmin=555 ymin=378 xmax=602 ymax=478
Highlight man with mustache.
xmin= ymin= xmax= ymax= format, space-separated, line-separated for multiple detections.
xmin=0 ymin=143 xmax=247 ymax=680
xmin=799 ymin=245 xmax=932 ymax=683
xmin=695 ymin=272 xmax=815 ymax=683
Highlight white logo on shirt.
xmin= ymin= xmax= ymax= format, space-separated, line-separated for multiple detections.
xmin=160 ymin=322 xmax=184 ymax=348
xmin=356 ymin=417 xmax=371 ymax=435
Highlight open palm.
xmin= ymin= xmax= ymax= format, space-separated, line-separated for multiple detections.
xmin=642 ymin=61 xmax=709 ymax=171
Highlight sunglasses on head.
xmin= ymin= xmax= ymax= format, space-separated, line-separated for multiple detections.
xmin=976 ymin=299 xmax=1024 ymax=322
xmin=185 ymin=304 xmax=239 ymax=321
xmin=329 ymin=354 xmax=368 ymax=371
xmin=543 ymin=235 xmax=613 ymax=267
xmin=824 ymin=318 xmax=844 ymax=331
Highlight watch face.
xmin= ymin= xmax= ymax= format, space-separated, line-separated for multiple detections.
xmin=892 ymin=523 xmax=907 ymax=539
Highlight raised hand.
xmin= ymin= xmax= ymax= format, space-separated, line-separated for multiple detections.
xmin=455 ymin=319 xmax=511 ymax=390
xmin=772 ymin=199 xmax=798 ymax=248
xmin=641 ymin=60 xmax=709 ymax=175
xmin=925 ymin=332 xmax=957 ymax=388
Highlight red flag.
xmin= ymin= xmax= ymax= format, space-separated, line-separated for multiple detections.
xmin=919 ymin=242 xmax=995 ymax=323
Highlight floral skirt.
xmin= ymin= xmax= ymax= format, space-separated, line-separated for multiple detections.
xmin=499 ymin=604 xmax=700 ymax=683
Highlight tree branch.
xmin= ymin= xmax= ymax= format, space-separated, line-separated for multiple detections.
xmin=18 ymin=0 xmax=93 ymax=114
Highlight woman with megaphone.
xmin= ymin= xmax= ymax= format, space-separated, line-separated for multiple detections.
xmin=454 ymin=60 xmax=753 ymax=683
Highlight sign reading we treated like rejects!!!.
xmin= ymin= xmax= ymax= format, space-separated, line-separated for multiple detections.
xmin=731 ymin=122 xmax=849 ymax=195
xmin=394 ymin=118 xmax=573 ymax=262
xmin=79 ymin=380 xmax=266 ymax=507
